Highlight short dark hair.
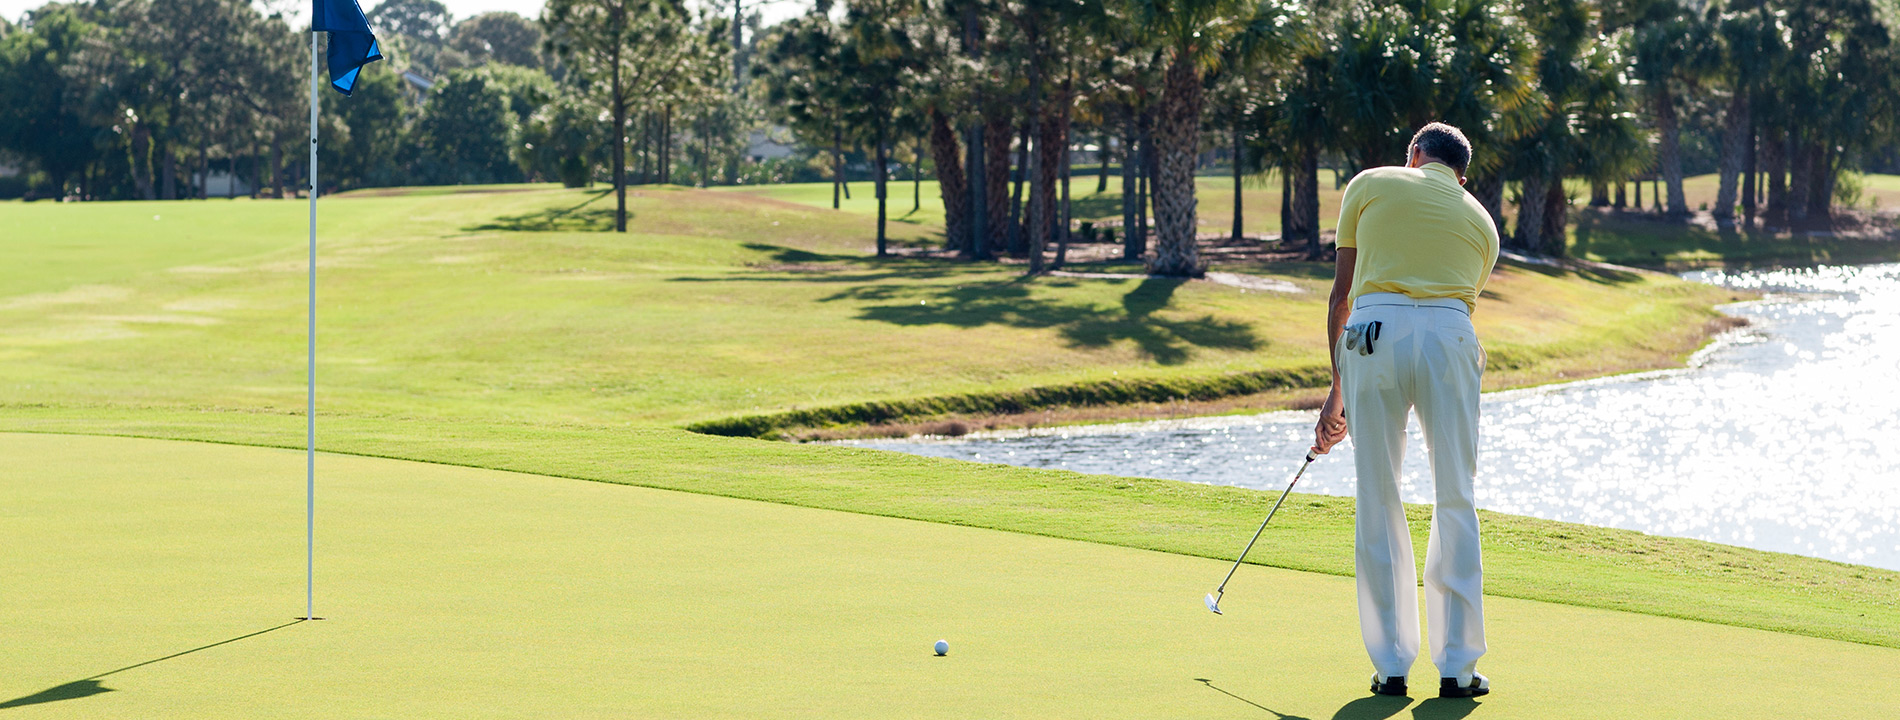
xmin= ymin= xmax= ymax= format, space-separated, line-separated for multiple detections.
xmin=1409 ymin=122 xmax=1472 ymax=175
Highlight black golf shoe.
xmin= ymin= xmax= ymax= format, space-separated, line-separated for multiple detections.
xmin=1369 ymin=673 xmax=1407 ymax=696
xmin=1439 ymin=673 xmax=1490 ymax=698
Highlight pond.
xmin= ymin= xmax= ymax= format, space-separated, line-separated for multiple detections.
xmin=853 ymin=263 xmax=1900 ymax=571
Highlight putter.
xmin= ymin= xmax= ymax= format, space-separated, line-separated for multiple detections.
xmin=1205 ymin=450 xmax=1319 ymax=615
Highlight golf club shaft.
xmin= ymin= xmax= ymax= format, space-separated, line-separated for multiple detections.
xmin=1213 ymin=452 xmax=1317 ymax=595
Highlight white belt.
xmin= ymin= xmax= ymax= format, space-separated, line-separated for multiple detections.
xmin=1353 ymin=292 xmax=1469 ymax=315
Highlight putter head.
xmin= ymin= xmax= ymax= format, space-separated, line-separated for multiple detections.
xmin=1204 ymin=593 xmax=1223 ymax=615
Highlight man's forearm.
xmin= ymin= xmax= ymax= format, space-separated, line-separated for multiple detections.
xmin=1326 ymin=291 xmax=1349 ymax=388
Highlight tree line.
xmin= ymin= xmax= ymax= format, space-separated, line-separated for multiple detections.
xmin=0 ymin=0 xmax=741 ymax=204
xmin=2 ymin=0 xmax=1896 ymax=273
xmin=759 ymin=0 xmax=1898 ymax=271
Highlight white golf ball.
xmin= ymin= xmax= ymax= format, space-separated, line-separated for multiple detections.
xmin=934 ymin=639 xmax=949 ymax=656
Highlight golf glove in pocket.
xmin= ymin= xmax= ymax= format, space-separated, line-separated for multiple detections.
xmin=1344 ymin=321 xmax=1382 ymax=356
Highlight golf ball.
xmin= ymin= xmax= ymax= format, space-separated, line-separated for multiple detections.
xmin=934 ymin=639 xmax=949 ymax=656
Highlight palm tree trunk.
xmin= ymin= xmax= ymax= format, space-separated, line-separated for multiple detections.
xmin=612 ymin=53 xmax=627 ymax=230
xmin=161 ymin=144 xmax=175 ymax=199
xmin=1741 ymin=111 xmax=1758 ymax=224
xmin=983 ymin=113 xmax=1012 ymax=256
xmin=1787 ymin=131 xmax=1810 ymax=224
xmin=1146 ymin=50 xmax=1205 ymax=277
xmin=1290 ymin=145 xmax=1320 ymax=258
xmin=875 ymin=124 xmax=888 ymax=257
xmin=832 ymin=125 xmax=843 ymax=209
xmin=1808 ymin=141 xmax=1832 ymax=222
xmin=1540 ymin=180 xmax=1568 ymax=257
xmin=227 ymin=131 xmax=237 ymax=198
xmin=1231 ymin=124 xmax=1244 ymax=242
xmin=1515 ymin=173 xmax=1549 ymax=252
xmin=661 ymin=105 xmax=673 ymax=185
xmin=197 ymin=138 xmax=208 ymax=199
xmin=1614 ymin=181 xmax=1626 ymax=209
xmin=1588 ymin=182 xmax=1609 ymax=207
xmin=1279 ymin=164 xmax=1290 ymax=241
xmin=1714 ymin=89 xmax=1749 ymax=225
xmin=1763 ymin=126 xmax=1786 ymax=222
xmin=912 ymin=143 xmax=920 ymax=213
xmin=1121 ymin=110 xmax=1140 ymax=261
xmin=1026 ymin=68 xmax=1046 ymax=274
xmin=267 ymin=139 xmax=280 ymax=199
xmin=1007 ymin=118 xmax=1030 ymax=257
xmin=1138 ymin=110 xmax=1154 ymax=253
xmin=966 ymin=122 xmax=989 ymax=260
xmin=1034 ymin=79 xmax=1068 ymax=270
xmin=1056 ymin=113 xmax=1073 ymax=270
xmin=1654 ymin=85 xmax=1687 ymax=217
xmin=1097 ymin=134 xmax=1110 ymax=193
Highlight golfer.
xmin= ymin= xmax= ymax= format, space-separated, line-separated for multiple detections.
xmin=1312 ymin=122 xmax=1499 ymax=699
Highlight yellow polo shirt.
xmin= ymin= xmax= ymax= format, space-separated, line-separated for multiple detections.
xmin=1335 ymin=163 xmax=1500 ymax=313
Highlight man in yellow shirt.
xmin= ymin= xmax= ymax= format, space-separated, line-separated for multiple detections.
xmin=1312 ymin=122 xmax=1500 ymax=700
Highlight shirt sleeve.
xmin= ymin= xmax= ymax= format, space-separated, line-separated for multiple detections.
xmin=1335 ymin=173 xmax=1369 ymax=249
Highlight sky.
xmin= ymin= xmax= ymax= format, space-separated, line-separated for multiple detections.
xmin=2 ymin=0 xmax=812 ymax=29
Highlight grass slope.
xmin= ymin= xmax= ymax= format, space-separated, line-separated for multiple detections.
xmin=5 ymin=433 xmax=1896 ymax=719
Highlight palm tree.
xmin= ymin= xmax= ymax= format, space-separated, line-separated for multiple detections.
xmin=1500 ymin=0 xmax=1647 ymax=257
xmin=1117 ymin=0 xmax=1286 ymax=277
xmin=1632 ymin=2 xmax=1720 ymax=218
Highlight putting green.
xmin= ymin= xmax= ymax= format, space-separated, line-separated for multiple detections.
xmin=4 ymin=433 xmax=1894 ymax=718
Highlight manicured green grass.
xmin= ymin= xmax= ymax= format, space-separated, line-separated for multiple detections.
xmin=6 ymin=433 xmax=1896 ymax=718
xmin=2 ymin=184 xmax=1893 ymax=676
xmin=4 ymin=405 xmax=1896 ymax=650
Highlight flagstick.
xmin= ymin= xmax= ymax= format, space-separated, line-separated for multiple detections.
xmin=303 ymin=29 xmax=321 ymax=622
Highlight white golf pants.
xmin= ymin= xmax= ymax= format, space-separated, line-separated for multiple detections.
xmin=1339 ymin=293 xmax=1486 ymax=681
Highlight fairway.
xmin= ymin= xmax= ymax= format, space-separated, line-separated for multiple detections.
xmin=4 ymin=433 xmax=1896 ymax=718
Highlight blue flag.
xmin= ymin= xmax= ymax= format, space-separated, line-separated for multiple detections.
xmin=313 ymin=0 xmax=382 ymax=96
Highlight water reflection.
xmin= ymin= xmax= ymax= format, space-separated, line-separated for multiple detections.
xmin=854 ymin=264 xmax=1900 ymax=570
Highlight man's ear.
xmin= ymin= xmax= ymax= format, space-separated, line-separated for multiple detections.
xmin=1458 ymin=175 xmax=1468 ymax=186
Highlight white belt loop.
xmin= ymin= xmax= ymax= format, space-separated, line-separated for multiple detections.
xmin=1353 ymin=292 xmax=1469 ymax=315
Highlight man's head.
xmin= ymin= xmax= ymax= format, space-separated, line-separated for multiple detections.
xmin=1406 ymin=122 xmax=1472 ymax=184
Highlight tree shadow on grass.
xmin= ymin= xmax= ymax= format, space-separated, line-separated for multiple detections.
xmin=465 ymin=189 xmax=618 ymax=232
xmin=664 ymin=243 xmax=971 ymax=284
xmin=0 ymin=620 xmax=303 ymax=711
xmin=843 ymin=276 xmax=1262 ymax=365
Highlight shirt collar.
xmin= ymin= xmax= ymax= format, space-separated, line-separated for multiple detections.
xmin=1420 ymin=162 xmax=1459 ymax=182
